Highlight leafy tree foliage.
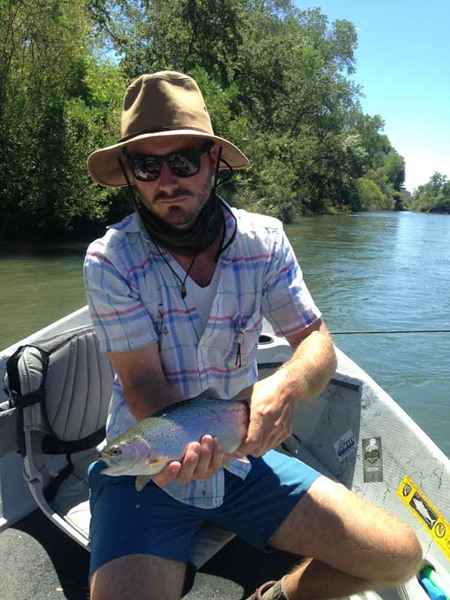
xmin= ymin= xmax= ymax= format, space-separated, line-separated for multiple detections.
xmin=0 ymin=0 xmax=125 ymax=239
xmin=0 ymin=0 xmax=430 ymax=240
xmin=410 ymin=173 xmax=450 ymax=214
xmin=86 ymin=0 xmax=409 ymax=219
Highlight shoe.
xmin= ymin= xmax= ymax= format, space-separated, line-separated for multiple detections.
xmin=246 ymin=580 xmax=277 ymax=600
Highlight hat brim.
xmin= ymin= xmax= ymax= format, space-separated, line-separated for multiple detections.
xmin=87 ymin=130 xmax=250 ymax=187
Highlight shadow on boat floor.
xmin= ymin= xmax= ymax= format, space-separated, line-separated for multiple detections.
xmin=1 ymin=510 xmax=298 ymax=600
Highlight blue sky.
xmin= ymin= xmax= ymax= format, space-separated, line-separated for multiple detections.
xmin=297 ymin=0 xmax=450 ymax=191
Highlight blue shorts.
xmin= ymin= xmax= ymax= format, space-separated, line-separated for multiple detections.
xmin=88 ymin=450 xmax=320 ymax=593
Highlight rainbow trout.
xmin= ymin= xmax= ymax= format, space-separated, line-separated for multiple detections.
xmin=100 ymin=397 xmax=250 ymax=491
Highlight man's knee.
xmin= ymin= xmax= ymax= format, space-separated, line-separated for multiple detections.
xmin=90 ymin=554 xmax=186 ymax=600
xmin=311 ymin=479 xmax=423 ymax=584
xmin=379 ymin=523 xmax=423 ymax=585
xmin=348 ymin=502 xmax=423 ymax=586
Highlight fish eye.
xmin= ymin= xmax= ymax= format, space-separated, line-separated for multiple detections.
xmin=109 ymin=445 xmax=122 ymax=456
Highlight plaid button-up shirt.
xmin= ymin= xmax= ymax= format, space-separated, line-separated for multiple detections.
xmin=84 ymin=202 xmax=321 ymax=507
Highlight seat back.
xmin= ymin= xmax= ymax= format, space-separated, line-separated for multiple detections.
xmin=4 ymin=326 xmax=114 ymax=544
xmin=8 ymin=326 xmax=113 ymax=446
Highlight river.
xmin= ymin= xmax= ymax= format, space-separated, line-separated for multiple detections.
xmin=0 ymin=211 xmax=449 ymax=457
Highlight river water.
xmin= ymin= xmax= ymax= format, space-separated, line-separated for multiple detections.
xmin=0 ymin=212 xmax=449 ymax=457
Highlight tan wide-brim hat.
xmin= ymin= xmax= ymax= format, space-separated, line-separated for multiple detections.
xmin=87 ymin=71 xmax=250 ymax=187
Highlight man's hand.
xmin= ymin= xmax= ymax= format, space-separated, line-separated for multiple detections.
xmin=152 ymin=435 xmax=225 ymax=487
xmin=237 ymin=376 xmax=295 ymax=457
xmin=237 ymin=320 xmax=337 ymax=458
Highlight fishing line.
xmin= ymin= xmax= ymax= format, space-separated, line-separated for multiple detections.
xmin=331 ymin=329 xmax=450 ymax=335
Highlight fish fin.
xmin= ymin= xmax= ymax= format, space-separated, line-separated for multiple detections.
xmin=135 ymin=475 xmax=152 ymax=492
xmin=145 ymin=456 xmax=170 ymax=473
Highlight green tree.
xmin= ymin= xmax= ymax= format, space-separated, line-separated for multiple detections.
xmin=0 ymin=0 xmax=412 ymax=240
xmin=349 ymin=112 xmax=407 ymax=210
xmin=88 ymin=0 xmax=245 ymax=85
xmin=87 ymin=0 xmax=407 ymax=218
xmin=356 ymin=178 xmax=393 ymax=211
xmin=410 ymin=172 xmax=450 ymax=214
xmin=0 ymin=0 xmax=126 ymax=239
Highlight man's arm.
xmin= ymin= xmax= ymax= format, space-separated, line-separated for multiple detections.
xmin=108 ymin=342 xmax=183 ymax=421
xmin=238 ymin=319 xmax=337 ymax=457
xmin=107 ymin=342 xmax=224 ymax=485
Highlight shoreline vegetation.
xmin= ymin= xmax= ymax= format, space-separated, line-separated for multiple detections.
xmin=1 ymin=0 xmax=449 ymax=243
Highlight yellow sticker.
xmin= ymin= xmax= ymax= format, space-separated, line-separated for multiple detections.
xmin=397 ymin=476 xmax=450 ymax=560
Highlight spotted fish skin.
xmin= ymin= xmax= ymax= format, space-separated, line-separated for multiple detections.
xmin=100 ymin=398 xmax=249 ymax=488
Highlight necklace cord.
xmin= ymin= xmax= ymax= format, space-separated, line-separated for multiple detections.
xmin=152 ymin=241 xmax=197 ymax=299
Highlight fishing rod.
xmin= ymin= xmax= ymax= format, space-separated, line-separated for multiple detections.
xmin=331 ymin=329 xmax=450 ymax=335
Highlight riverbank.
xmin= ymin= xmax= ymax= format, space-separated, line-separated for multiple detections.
xmin=3 ymin=206 xmax=449 ymax=247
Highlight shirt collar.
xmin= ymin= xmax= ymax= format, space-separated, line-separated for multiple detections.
xmin=107 ymin=211 xmax=143 ymax=234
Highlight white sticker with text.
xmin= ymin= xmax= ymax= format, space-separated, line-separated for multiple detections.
xmin=333 ymin=430 xmax=357 ymax=462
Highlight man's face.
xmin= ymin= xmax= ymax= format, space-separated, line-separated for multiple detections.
xmin=125 ymin=137 xmax=218 ymax=230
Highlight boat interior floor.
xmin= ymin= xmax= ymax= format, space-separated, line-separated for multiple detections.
xmin=0 ymin=507 xmax=299 ymax=600
xmin=0 ymin=505 xmax=400 ymax=600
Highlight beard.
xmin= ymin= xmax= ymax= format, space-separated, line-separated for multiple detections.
xmin=146 ymin=172 xmax=214 ymax=230
xmin=135 ymin=169 xmax=223 ymax=256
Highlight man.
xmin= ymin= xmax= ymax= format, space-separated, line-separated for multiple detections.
xmin=84 ymin=71 xmax=422 ymax=600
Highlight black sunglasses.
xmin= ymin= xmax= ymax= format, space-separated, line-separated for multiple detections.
xmin=124 ymin=141 xmax=213 ymax=182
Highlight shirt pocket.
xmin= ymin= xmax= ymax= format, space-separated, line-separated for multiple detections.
xmin=202 ymin=310 xmax=262 ymax=371
xmin=234 ymin=312 xmax=262 ymax=367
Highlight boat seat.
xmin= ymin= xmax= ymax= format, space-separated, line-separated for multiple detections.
xmin=4 ymin=325 xmax=334 ymax=572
